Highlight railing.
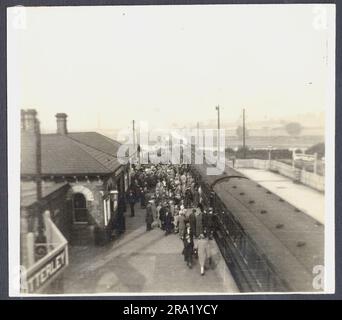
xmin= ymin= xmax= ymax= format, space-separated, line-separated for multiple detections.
xmin=234 ymin=159 xmax=267 ymax=170
xmin=301 ymin=169 xmax=325 ymax=192
xmin=20 ymin=211 xmax=68 ymax=294
xmin=234 ymin=159 xmax=324 ymax=192
xmin=270 ymin=161 xmax=296 ymax=179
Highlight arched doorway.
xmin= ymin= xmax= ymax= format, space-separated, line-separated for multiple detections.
xmin=73 ymin=193 xmax=88 ymax=223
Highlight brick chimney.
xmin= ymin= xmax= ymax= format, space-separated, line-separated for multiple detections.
xmin=21 ymin=109 xmax=42 ymax=199
xmin=21 ymin=109 xmax=26 ymax=130
xmin=23 ymin=109 xmax=39 ymax=132
xmin=56 ymin=113 xmax=68 ymax=135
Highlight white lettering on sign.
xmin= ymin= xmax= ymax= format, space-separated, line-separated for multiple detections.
xmin=26 ymin=248 xmax=67 ymax=293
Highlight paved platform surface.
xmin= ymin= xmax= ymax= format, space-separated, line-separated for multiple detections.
xmin=235 ymin=168 xmax=324 ymax=224
xmin=62 ymin=207 xmax=239 ymax=295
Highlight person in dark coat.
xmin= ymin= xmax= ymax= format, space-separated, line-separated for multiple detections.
xmin=182 ymin=222 xmax=194 ymax=268
xmin=159 ymin=203 xmax=167 ymax=230
xmin=202 ymin=209 xmax=208 ymax=237
xmin=127 ymin=190 xmax=136 ymax=217
xmin=164 ymin=208 xmax=173 ymax=236
xmin=207 ymin=207 xmax=215 ymax=239
xmin=188 ymin=209 xmax=197 ymax=238
xmin=135 ymin=186 xmax=141 ymax=202
xmin=140 ymin=188 xmax=146 ymax=209
xmin=209 ymin=189 xmax=215 ymax=208
xmin=184 ymin=188 xmax=193 ymax=208
xmin=174 ymin=188 xmax=181 ymax=206
xmin=145 ymin=201 xmax=154 ymax=231
xmin=193 ymin=188 xmax=200 ymax=208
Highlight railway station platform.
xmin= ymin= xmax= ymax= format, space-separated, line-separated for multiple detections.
xmin=235 ymin=167 xmax=325 ymax=225
xmin=62 ymin=206 xmax=239 ymax=295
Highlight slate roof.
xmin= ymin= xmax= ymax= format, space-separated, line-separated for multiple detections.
xmin=67 ymin=132 xmax=121 ymax=157
xmin=21 ymin=132 xmax=124 ymax=176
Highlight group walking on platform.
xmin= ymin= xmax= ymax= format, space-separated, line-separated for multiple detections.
xmin=126 ymin=163 xmax=215 ymax=276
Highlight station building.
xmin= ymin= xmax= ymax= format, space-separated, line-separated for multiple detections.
xmin=21 ymin=109 xmax=130 ymax=245
xmin=20 ymin=109 xmax=130 ymax=293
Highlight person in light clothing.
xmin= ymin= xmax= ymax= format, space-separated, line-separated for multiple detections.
xmin=198 ymin=185 xmax=203 ymax=204
xmin=195 ymin=207 xmax=203 ymax=238
xmin=197 ymin=234 xmax=210 ymax=276
xmin=178 ymin=209 xmax=186 ymax=239
xmin=150 ymin=198 xmax=157 ymax=222
xmin=173 ymin=205 xmax=180 ymax=233
xmin=155 ymin=201 xmax=162 ymax=228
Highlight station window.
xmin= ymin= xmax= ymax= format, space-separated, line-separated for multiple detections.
xmin=73 ymin=193 xmax=88 ymax=223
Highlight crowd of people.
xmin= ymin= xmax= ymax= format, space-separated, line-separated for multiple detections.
xmin=126 ymin=163 xmax=216 ymax=276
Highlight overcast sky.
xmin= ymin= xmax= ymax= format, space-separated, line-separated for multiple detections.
xmin=8 ymin=4 xmax=335 ymax=133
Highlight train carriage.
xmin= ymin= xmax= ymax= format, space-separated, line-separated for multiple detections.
xmin=191 ymin=162 xmax=324 ymax=292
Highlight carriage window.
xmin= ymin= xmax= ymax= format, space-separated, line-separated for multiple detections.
xmin=73 ymin=193 xmax=88 ymax=223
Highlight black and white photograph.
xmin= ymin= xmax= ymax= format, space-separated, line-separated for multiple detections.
xmin=6 ymin=2 xmax=336 ymax=296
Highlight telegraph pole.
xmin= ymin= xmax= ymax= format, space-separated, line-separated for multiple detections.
xmin=216 ymin=105 xmax=220 ymax=160
xmin=132 ymin=120 xmax=136 ymax=164
xmin=136 ymin=121 xmax=141 ymax=165
xmin=148 ymin=129 xmax=150 ymax=164
xmin=243 ymin=108 xmax=246 ymax=158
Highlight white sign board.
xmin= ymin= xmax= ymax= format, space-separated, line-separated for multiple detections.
xmin=293 ymin=153 xmax=316 ymax=162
